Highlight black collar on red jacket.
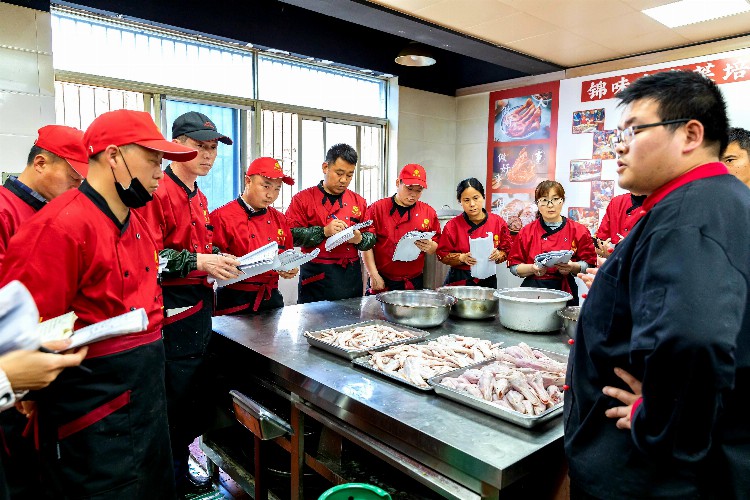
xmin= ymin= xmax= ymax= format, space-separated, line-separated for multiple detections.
xmin=463 ymin=209 xmax=488 ymax=235
xmin=627 ymin=194 xmax=647 ymax=214
xmin=389 ymin=194 xmax=413 ymax=218
xmin=79 ymin=180 xmax=129 ymax=234
xmin=2 ymin=176 xmax=46 ymax=212
xmin=316 ymin=181 xmax=344 ymax=208
xmin=165 ymin=165 xmax=198 ymax=199
xmin=540 ymin=216 xmax=567 ymax=238
xmin=237 ymin=196 xmax=268 ymax=218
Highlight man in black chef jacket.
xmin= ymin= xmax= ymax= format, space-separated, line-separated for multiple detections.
xmin=564 ymin=70 xmax=750 ymax=499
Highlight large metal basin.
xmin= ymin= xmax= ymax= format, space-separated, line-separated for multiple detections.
xmin=376 ymin=290 xmax=455 ymax=328
xmin=493 ymin=288 xmax=572 ymax=332
xmin=436 ymin=286 xmax=498 ymax=319
xmin=557 ymin=306 xmax=580 ymax=338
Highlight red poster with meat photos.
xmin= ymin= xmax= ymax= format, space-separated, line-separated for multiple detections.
xmin=487 ymin=81 xmax=559 ymax=233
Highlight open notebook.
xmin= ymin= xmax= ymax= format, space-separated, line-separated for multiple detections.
xmin=211 ymin=242 xmax=281 ymax=288
xmin=534 ymin=250 xmax=574 ymax=268
xmin=324 ymin=220 xmax=374 ymax=252
xmin=275 ymin=247 xmax=320 ymax=272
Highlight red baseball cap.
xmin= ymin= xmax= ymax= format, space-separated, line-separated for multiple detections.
xmin=35 ymin=125 xmax=89 ymax=177
xmin=84 ymin=110 xmax=198 ymax=161
xmin=247 ymin=157 xmax=295 ymax=185
xmin=399 ymin=163 xmax=427 ymax=188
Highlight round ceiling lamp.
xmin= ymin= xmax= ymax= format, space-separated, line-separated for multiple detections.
xmin=395 ymin=42 xmax=436 ymax=67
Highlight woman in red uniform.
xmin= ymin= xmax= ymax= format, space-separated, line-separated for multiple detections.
xmin=507 ymin=180 xmax=596 ymax=305
xmin=437 ymin=178 xmax=511 ymax=288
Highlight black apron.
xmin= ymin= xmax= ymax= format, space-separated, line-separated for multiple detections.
xmin=161 ymin=282 xmax=216 ymax=471
xmin=443 ymin=268 xmax=497 ymax=289
xmin=365 ymin=274 xmax=424 ymax=295
xmin=298 ymin=260 xmax=363 ymax=304
xmin=37 ymin=341 xmax=173 ymax=499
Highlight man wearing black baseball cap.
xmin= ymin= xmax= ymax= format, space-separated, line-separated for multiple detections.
xmin=138 ymin=110 xmax=239 ymax=496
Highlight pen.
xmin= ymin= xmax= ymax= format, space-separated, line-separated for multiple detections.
xmin=39 ymin=346 xmax=93 ymax=375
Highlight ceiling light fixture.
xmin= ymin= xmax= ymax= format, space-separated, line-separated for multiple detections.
xmin=642 ymin=0 xmax=750 ymax=28
xmin=395 ymin=42 xmax=436 ymax=67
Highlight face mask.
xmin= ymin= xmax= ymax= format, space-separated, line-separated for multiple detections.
xmin=112 ymin=149 xmax=153 ymax=209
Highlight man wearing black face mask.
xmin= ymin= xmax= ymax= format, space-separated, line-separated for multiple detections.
xmin=137 ymin=111 xmax=240 ymax=496
xmin=0 ymin=109 xmax=197 ymax=499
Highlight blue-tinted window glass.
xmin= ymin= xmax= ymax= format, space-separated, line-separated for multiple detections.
xmin=165 ymin=100 xmax=241 ymax=212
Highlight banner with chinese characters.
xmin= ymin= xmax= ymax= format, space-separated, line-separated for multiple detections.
xmin=556 ymin=46 xmax=750 ymax=236
xmin=486 ymin=81 xmax=560 ymax=233
xmin=581 ymin=55 xmax=749 ymax=102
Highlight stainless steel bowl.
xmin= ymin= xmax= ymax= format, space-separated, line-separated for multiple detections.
xmin=436 ymin=286 xmax=498 ymax=320
xmin=557 ymin=306 xmax=580 ymax=338
xmin=493 ymin=288 xmax=572 ymax=332
xmin=376 ymin=290 xmax=456 ymax=328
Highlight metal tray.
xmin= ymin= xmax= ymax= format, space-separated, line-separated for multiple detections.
xmin=351 ymin=350 xmax=435 ymax=392
xmin=427 ymin=348 xmax=567 ymax=428
xmin=304 ymin=320 xmax=430 ymax=360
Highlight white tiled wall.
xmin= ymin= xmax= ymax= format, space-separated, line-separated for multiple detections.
xmin=396 ymin=87 xmax=458 ymax=211
xmin=0 ymin=3 xmax=55 ymax=174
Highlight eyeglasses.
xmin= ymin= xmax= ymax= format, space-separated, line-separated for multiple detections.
xmin=536 ymin=197 xmax=564 ymax=207
xmin=608 ymin=119 xmax=691 ymax=149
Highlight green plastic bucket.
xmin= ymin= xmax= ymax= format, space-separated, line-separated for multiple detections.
xmin=317 ymin=482 xmax=392 ymax=500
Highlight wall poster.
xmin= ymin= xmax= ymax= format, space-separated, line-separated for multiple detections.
xmin=487 ymin=81 xmax=560 ymax=233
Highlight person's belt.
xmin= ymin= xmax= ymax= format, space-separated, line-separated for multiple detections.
xmin=216 ymin=277 xmax=278 ymax=314
xmin=314 ymin=255 xmax=359 ymax=268
xmin=85 ymin=327 xmax=162 ymax=359
xmin=161 ymin=270 xmax=211 ymax=288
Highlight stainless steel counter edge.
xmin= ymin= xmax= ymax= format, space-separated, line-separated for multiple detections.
xmin=211 ymin=296 xmax=571 ymax=491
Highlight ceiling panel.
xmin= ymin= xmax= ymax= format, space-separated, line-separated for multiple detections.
xmin=413 ymin=0 xmax=517 ymax=29
xmin=367 ymin=0 xmax=750 ymax=69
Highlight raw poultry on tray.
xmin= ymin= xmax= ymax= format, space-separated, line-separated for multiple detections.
xmin=438 ymin=342 xmax=566 ymax=415
xmin=364 ymin=335 xmax=504 ymax=388
xmin=313 ymin=323 xmax=418 ymax=350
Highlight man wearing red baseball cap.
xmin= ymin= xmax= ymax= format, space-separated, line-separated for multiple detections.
xmin=0 ymin=125 xmax=88 ymax=264
xmin=211 ymin=157 xmax=297 ymax=315
xmin=137 ymin=110 xmax=240 ymax=496
xmin=0 ymin=109 xmax=197 ymax=499
xmin=362 ymin=164 xmax=441 ymax=292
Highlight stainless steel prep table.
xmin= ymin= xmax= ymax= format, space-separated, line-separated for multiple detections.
xmin=210 ymin=296 xmax=571 ymax=499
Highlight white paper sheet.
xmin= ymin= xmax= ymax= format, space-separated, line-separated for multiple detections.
xmin=211 ymin=242 xmax=281 ymax=288
xmin=65 ymin=309 xmax=149 ymax=350
xmin=324 ymin=220 xmax=374 ymax=252
xmin=275 ymin=248 xmax=320 ymax=272
xmin=0 ymin=281 xmax=40 ymax=354
xmin=469 ymin=232 xmax=496 ymax=280
xmin=392 ymin=231 xmax=436 ymax=262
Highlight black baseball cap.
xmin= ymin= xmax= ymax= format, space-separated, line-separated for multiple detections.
xmin=172 ymin=111 xmax=233 ymax=145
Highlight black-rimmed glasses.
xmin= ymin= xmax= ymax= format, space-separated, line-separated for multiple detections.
xmin=608 ymin=119 xmax=691 ymax=149
xmin=536 ymin=197 xmax=564 ymax=207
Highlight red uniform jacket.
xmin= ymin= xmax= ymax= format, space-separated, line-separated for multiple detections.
xmin=0 ymin=179 xmax=46 ymax=264
xmin=365 ymin=196 xmax=440 ymax=281
xmin=285 ymin=182 xmax=368 ymax=265
xmin=508 ymin=217 xmax=597 ymax=280
xmin=436 ymin=211 xmax=512 ymax=271
xmin=211 ymin=198 xmax=292 ymax=291
xmin=596 ymin=193 xmax=647 ymax=244
xmin=137 ymin=167 xmax=213 ymax=285
xmin=0 ymin=182 xmax=163 ymax=358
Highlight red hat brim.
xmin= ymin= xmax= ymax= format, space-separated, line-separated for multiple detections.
xmin=135 ymin=139 xmax=198 ymax=161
